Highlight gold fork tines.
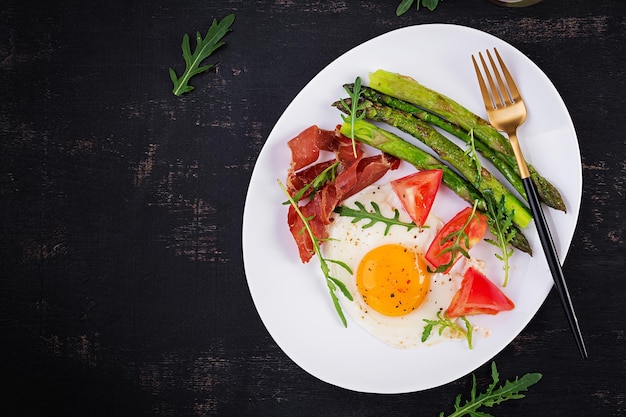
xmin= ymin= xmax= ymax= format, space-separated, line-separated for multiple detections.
xmin=472 ymin=48 xmax=529 ymax=178
xmin=471 ymin=47 xmax=588 ymax=359
xmin=477 ymin=49 xmax=521 ymax=109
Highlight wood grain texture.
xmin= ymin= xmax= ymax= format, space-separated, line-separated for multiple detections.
xmin=1 ymin=0 xmax=625 ymax=416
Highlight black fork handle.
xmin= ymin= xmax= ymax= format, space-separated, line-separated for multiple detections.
xmin=522 ymin=177 xmax=588 ymax=358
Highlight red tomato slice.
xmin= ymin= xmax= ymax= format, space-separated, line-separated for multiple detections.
xmin=391 ymin=169 xmax=443 ymax=227
xmin=425 ymin=206 xmax=488 ymax=273
xmin=446 ymin=266 xmax=515 ymax=318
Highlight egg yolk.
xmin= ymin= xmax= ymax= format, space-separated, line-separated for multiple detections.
xmin=356 ymin=244 xmax=430 ymax=316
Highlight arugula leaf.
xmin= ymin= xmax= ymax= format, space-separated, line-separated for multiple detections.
xmin=422 ymin=311 xmax=473 ymax=349
xmin=339 ymin=77 xmax=367 ymax=156
xmin=422 ymin=0 xmax=441 ymax=11
xmin=441 ymin=362 xmax=542 ymax=417
xmin=484 ymin=191 xmax=516 ymax=286
xmin=278 ymin=179 xmax=353 ymax=327
xmin=169 ymin=14 xmax=235 ymax=96
xmin=396 ymin=0 xmax=441 ymax=15
xmin=334 ymin=201 xmax=419 ymax=236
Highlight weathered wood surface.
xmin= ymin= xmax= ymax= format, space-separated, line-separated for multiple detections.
xmin=1 ymin=0 xmax=624 ymax=416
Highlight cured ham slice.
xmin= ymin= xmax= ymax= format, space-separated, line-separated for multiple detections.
xmin=285 ymin=125 xmax=400 ymax=263
xmin=287 ymin=125 xmax=335 ymax=172
xmin=335 ymin=154 xmax=400 ymax=202
xmin=287 ymin=185 xmax=337 ymax=262
xmin=286 ymin=159 xmax=337 ymax=199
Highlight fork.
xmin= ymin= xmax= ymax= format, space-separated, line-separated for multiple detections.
xmin=472 ymin=48 xmax=588 ymax=359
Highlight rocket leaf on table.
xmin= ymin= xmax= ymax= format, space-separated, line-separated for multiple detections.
xmin=396 ymin=0 xmax=441 ymax=15
xmin=169 ymin=14 xmax=235 ymax=96
xmin=441 ymin=361 xmax=542 ymax=417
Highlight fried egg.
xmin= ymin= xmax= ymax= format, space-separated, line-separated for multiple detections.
xmin=323 ymin=182 xmax=463 ymax=349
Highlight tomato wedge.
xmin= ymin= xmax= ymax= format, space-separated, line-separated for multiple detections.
xmin=391 ymin=169 xmax=443 ymax=227
xmin=446 ymin=266 xmax=515 ymax=318
xmin=425 ymin=206 xmax=488 ymax=273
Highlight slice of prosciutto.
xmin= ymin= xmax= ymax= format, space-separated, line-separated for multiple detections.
xmin=285 ymin=125 xmax=400 ymax=263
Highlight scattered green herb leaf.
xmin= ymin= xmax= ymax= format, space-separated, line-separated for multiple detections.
xmin=429 ymin=200 xmax=479 ymax=274
xmin=440 ymin=361 xmax=542 ymax=417
xmin=282 ymin=161 xmax=340 ymax=205
xmin=334 ymin=201 xmax=419 ymax=236
xmin=484 ymin=191 xmax=516 ymax=286
xmin=339 ymin=77 xmax=367 ymax=156
xmin=396 ymin=0 xmax=441 ymax=16
xmin=169 ymin=14 xmax=235 ymax=96
xmin=278 ymin=179 xmax=353 ymax=327
xmin=422 ymin=311 xmax=473 ymax=349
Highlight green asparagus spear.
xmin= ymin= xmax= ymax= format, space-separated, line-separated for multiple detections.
xmin=338 ymin=100 xmax=532 ymax=229
xmin=336 ymin=118 xmax=532 ymax=254
xmin=358 ymin=85 xmax=527 ymax=200
xmin=369 ymin=69 xmax=566 ymax=212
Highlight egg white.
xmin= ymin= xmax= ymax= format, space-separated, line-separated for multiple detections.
xmin=323 ymin=182 xmax=466 ymax=349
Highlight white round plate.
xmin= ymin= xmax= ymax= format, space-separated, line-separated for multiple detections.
xmin=242 ymin=24 xmax=581 ymax=394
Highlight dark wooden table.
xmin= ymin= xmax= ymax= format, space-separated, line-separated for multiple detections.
xmin=1 ymin=0 xmax=625 ymax=415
